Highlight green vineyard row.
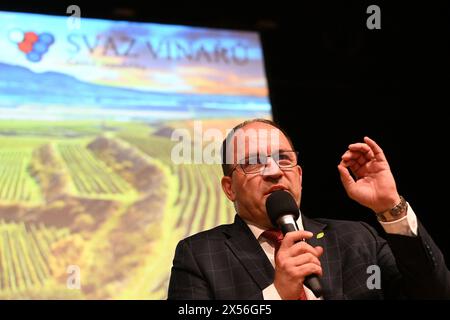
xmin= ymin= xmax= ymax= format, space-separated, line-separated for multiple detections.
xmin=0 ymin=221 xmax=70 ymax=294
xmin=57 ymin=144 xmax=133 ymax=197
xmin=0 ymin=150 xmax=42 ymax=204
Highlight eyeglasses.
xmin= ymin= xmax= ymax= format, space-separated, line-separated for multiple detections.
xmin=228 ymin=151 xmax=299 ymax=176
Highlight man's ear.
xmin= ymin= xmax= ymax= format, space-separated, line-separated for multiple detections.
xmin=297 ymin=165 xmax=303 ymax=186
xmin=221 ymin=176 xmax=236 ymax=201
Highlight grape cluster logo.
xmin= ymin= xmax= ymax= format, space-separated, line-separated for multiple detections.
xmin=9 ymin=29 xmax=54 ymax=62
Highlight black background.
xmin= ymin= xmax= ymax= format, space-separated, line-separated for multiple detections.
xmin=1 ymin=1 xmax=449 ymax=266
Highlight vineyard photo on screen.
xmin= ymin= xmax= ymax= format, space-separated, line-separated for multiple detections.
xmin=0 ymin=11 xmax=271 ymax=298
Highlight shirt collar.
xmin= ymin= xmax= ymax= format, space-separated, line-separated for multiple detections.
xmin=244 ymin=210 xmax=305 ymax=240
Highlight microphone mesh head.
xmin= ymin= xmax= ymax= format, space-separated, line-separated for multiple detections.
xmin=265 ymin=190 xmax=299 ymax=227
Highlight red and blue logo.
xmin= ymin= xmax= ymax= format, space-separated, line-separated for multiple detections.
xmin=9 ymin=30 xmax=54 ymax=62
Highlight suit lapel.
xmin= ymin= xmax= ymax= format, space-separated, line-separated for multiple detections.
xmin=302 ymin=215 xmax=345 ymax=300
xmin=224 ymin=215 xmax=274 ymax=291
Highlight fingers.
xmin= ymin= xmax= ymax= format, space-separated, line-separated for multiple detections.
xmin=339 ymin=137 xmax=386 ymax=181
xmin=340 ymin=158 xmax=362 ymax=177
xmin=279 ymin=231 xmax=313 ymax=250
xmin=276 ymin=243 xmax=324 ymax=277
xmin=279 ymin=261 xmax=323 ymax=278
xmin=344 ymin=137 xmax=385 ymax=163
xmin=289 ymin=241 xmax=323 ymax=258
xmin=314 ymin=245 xmax=324 ymax=256
xmin=296 ymin=263 xmax=323 ymax=278
xmin=341 ymin=149 xmax=373 ymax=165
xmin=341 ymin=150 xmax=371 ymax=180
xmin=364 ymin=136 xmax=387 ymax=162
xmin=347 ymin=143 xmax=375 ymax=161
xmin=281 ymin=252 xmax=321 ymax=269
xmin=291 ymin=253 xmax=322 ymax=269
xmin=279 ymin=239 xmax=323 ymax=268
xmin=344 ymin=161 xmax=366 ymax=180
xmin=338 ymin=162 xmax=355 ymax=190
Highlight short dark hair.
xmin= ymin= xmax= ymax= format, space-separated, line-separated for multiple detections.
xmin=220 ymin=119 xmax=295 ymax=176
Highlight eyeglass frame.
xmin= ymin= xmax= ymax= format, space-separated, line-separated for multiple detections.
xmin=227 ymin=150 xmax=300 ymax=176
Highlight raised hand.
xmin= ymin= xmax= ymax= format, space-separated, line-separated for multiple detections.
xmin=337 ymin=136 xmax=401 ymax=214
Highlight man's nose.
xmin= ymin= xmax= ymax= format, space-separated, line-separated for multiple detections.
xmin=261 ymin=157 xmax=283 ymax=178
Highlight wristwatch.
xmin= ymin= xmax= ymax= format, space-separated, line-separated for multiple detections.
xmin=376 ymin=195 xmax=408 ymax=222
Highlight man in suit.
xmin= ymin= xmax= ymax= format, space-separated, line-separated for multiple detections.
xmin=168 ymin=119 xmax=450 ymax=299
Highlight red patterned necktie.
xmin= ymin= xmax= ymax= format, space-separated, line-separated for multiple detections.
xmin=262 ymin=229 xmax=308 ymax=300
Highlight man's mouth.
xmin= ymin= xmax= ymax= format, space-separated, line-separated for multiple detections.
xmin=265 ymin=185 xmax=288 ymax=195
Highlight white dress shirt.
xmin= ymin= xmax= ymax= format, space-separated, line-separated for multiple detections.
xmin=244 ymin=202 xmax=419 ymax=300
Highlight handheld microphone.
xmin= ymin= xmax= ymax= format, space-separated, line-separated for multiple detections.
xmin=265 ymin=190 xmax=323 ymax=298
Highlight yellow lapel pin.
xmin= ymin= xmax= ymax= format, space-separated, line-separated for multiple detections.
xmin=316 ymin=232 xmax=324 ymax=239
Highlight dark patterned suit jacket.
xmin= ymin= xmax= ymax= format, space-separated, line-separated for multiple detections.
xmin=168 ymin=214 xmax=450 ymax=299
